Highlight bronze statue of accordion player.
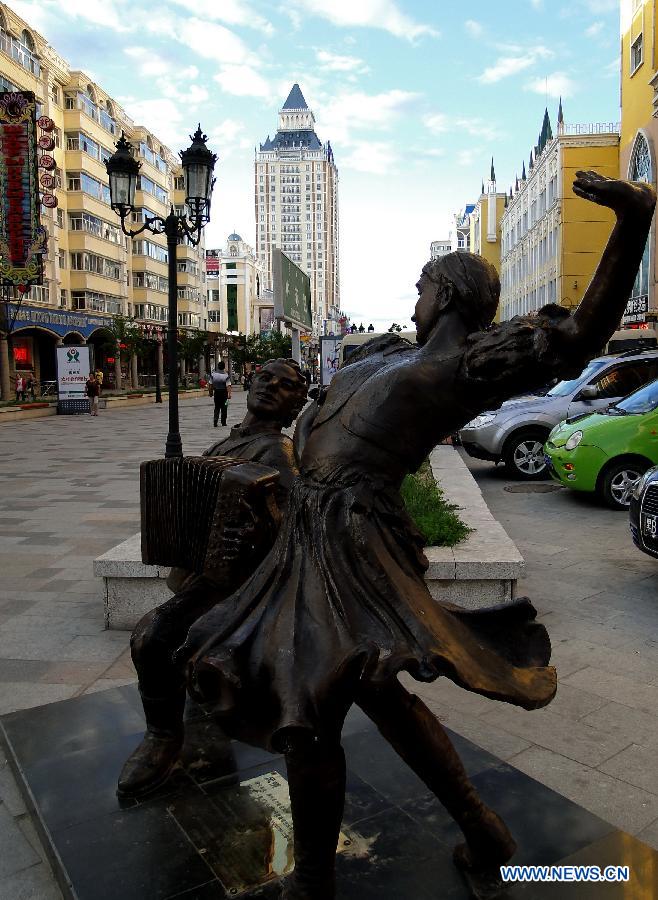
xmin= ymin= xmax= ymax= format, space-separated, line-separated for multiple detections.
xmin=117 ymin=358 xmax=309 ymax=799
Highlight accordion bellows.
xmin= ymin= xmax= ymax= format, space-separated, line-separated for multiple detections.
xmin=140 ymin=456 xmax=280 ymax=581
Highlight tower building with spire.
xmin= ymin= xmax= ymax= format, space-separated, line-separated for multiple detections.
xmin=468 ymin=158 xmax=507 ymax=320
xmin=255 ymin=84 xmax=340 ymax=335
xmin=499 ymin=104 xmax=619 ymax=322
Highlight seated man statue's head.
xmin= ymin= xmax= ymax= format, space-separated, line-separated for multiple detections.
xmin=412 ymin=251 xmax=500 ymax=346
xmin=245 ymin=357 xmax=308 ymax=429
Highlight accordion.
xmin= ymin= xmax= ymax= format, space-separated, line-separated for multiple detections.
xmin=140 ymin=456 xmax=281 ymax=587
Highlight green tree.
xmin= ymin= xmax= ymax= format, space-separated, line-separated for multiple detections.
xmin=104 ymin=315 xmax=150 ymax=362
xmin=178 ymin=329 xmax=208 ymax=364
xmin=228 ymin=332 xmax=292 ymax=374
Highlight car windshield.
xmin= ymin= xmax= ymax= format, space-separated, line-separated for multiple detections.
xmin=613 ymin=378 xmax=658 ymax=415
xmin=546 ymin=359 xmax=608 ymax=398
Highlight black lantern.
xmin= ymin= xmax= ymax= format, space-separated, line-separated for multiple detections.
xmin=180 ymin=125 xmax=217 ymax=222
xmin=106 ymin=133 xmax=140 ymax=213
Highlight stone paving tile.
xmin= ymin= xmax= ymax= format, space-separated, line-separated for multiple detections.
xmin=0 ymin=754 xmax=27 ymax=816
xmin=0 ymin=682 xmax=81 ymax=715
xmin=581 ymin=701 xmax=658 ymax=750
xmin=561 ymin=667 xmax=658 ymax=715
xmin=0 ymin=802 xmax=41 ymax=877
xmin=0 ymin=862 xmax=63 ymax=900
xmin=507 ymin=745 xmax=658 ymax=839
xmin=597 ymin=744 xmax=658 ymax=796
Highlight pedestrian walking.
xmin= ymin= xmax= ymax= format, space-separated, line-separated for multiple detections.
xmin=95 ymin=369 xmax=104 ymax=394
xmin=86 ymin=373 xmax=100 ymax=416
xmin=15 ymin=374 xmax=25 ymax=402
xmin=210 ymin=361 xmax=231 ymax=427
xmin=24 ymin=375 xmax=35 ymax=401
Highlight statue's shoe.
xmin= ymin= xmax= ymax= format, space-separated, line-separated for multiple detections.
xmin=117 ymin=732 xmax=183 ymax=799
xmin=453 ymin=808 xmax=517 ymax=900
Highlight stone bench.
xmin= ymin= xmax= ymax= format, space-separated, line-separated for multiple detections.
xmin=95 ymin=446 xmax=524 ymax=630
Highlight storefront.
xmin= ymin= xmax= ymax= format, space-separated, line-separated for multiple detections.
xmin=1 ymin=304 xmax=114 ymax=400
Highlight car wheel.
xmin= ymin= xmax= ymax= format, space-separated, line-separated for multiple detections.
xmin=503 ymin=429 xmax=549 ymax=480
xmin=600 ymin=461 xmax=646 ymax=510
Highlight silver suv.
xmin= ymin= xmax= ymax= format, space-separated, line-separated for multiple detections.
xmin=459 ymin=350 xmax=658 ymax=479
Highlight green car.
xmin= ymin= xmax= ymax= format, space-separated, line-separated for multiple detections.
xmin=545 ymin=378 xmax=658 ymax=509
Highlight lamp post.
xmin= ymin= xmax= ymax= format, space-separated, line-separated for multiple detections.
xmin=106 ymin=128 xmax=216 ymax=457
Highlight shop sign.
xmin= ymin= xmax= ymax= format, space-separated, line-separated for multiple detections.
xmin=0 ymin=91 xmax=46 ymax=286
xmin=320 ymin=335 xmax=342 ymax=386
xmin=56 ymin=345 xmax=91 ymax=400
xmin=622 ymin=294 xmax=648 ymax=325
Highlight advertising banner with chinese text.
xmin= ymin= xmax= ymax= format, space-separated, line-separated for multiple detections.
xmin=0 ymin=91 xmax=44 ymax=287
xmin=57 ymin=345 xmax=91 ymax=400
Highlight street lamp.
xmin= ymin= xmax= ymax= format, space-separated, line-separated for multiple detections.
xmin=106 ymin=128 xmax=216 ymax=458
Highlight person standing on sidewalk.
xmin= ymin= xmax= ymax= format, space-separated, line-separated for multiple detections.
xmin=86 ymin=373 xmax=100 ymax=416
xmin=210 ymin=361 xmax=231 ymax=427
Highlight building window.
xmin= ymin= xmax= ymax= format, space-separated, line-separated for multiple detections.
xmin=629 ymin=132 xmax=652 ymax=305
xmin=631 ymin=33 xmax=643 ymax=74
xmin=227 ymin=284 xmax=238 ymax=331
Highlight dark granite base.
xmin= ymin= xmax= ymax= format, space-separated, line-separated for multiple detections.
xmin=1 ymin=685 xmax=657 ymax=899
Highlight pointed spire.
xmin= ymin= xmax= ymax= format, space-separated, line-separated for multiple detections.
xmin=481 ymin=179 xmax=484 ymax=195
xmin=490 ymin=156 xmax=495 ymax=182
xmin=557 ymin=97 xmax=564 ymax=125
xmin=282 ymin=83 xmax=308 ymax=109
xmin=529 ymin=149 xmax=534 ymax=170
xmin=509 ymin=187 xmax=513 ymax=199
xmin=522 ymin=160 xmax=526 ymax=180
xmin=515 ymin=174 xmax=519 ymax=191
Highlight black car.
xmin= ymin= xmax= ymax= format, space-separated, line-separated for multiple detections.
xmin=629 ymin=465 xmax=658 ymax=558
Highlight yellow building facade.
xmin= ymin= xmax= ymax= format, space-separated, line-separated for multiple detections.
xmin=0 ymin=3 xmax=208 ymax=400
xmin=620 ymin=0 xmax=658 ymax=326
xmin=500 ymin=110 xmax=619 ymax=321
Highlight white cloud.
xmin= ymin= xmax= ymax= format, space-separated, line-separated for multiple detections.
xmin=465 ymin=20 xmax=483 ymax=38
xmin=316 ymin=50 xmax=369 ymax=73
xmin=423 ymin=113 xmax=448 ymax=134
xmin=341 ymin=141 xmax=398 ymax=174
xmin=319 ymin=88 xmax=419 ymax=143
xmin=169 ymin=0 xmax=274 ymax=35
xmin=289 ymin=0 xmax=438 ymax=41
xmin=13 ymin=0 xmax=130 ymax=31
xmin=215 ymin=65 xmax=272 ymax=98
xmin=457 ymin=149 xmax=476 ymax=167
xmin=178 ymin=19 xmax=257 ymax=65
xmin=525 ymin=71 xmax=577 ymax=98
xmin=124 ymin=46 xmax=171 ymax=79
xmin=477 ymin=46 xmax=552 ymax=84
xmin=120 ymin=97 xmax=185 ymax=147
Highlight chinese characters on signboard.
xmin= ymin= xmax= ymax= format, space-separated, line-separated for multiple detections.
xmin=205 ymin=249 xmax=220 ymax=275
xmin=0 ymin=91 xmax=46 ymax=287
xmin=622 ymin=294 xmax=648 ymax=325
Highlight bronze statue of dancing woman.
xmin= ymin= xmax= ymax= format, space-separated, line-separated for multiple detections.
xmin=179 ymin=173 xmax=656 ymax=899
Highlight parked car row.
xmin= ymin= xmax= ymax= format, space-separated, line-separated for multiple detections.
xmin=459 ymin=348 xmax=658 ymax=480
xmin=459 ymin=347 xmax=658 ymax=561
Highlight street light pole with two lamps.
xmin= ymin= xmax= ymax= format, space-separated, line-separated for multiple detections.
xmin=105 ymin=126 xmax=217 ymax=458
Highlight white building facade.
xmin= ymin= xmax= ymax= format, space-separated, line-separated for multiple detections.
xmin=255 ymin=84 xmax=340 ymax=335
xmin=430 ymin=240 xmax=451 ymax=260
xmin=205 ymin=234 xmax=265 ymax=338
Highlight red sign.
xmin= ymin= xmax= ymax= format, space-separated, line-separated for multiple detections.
xmin=41 ymin=193 xmax=58 ymax=208
xmin=38 ymin=154 xmax=55 ymax=170
xmin=36 ymin=115 xmax=54 ymax=132
xmin=0 ymin=91 xmax=44 ymax=286
xmin=39 ymin=173 xmax=55 ymax=189
xmin=206 ymin=257 xmax=220 ymax=274
xmin=37 ymin=134 xmax=55 ymax=151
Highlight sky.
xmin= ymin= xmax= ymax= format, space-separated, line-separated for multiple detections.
xmin=12 ymin=0 xmax=621 ymax=331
